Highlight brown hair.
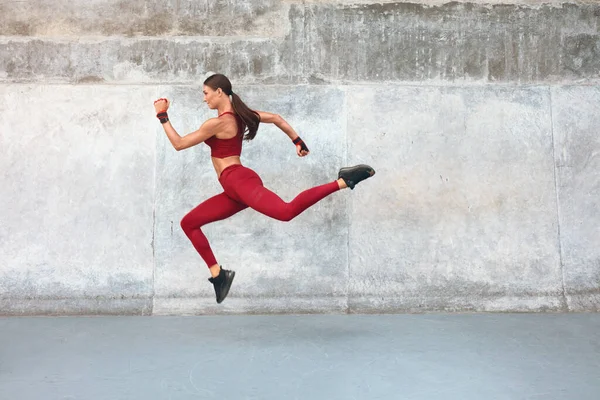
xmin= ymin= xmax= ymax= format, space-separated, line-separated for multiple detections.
xmin=203 ymin=74 xmax=260 ymax=141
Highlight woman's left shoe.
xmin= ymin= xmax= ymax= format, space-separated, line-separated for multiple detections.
xmin=338 ymin=164 xmax=376 ymax=190
xmin=208 ymin=267 xmax=235 ymax=304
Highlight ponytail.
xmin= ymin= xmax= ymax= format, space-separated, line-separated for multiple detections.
xmin=231 ymin=92 xmax=260 ymax=141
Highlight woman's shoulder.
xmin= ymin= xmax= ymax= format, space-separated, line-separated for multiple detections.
xmin=201 ymin=117 xmax=221 ymax=129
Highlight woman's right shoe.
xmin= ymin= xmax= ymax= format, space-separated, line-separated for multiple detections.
xmin=208 ymin=266 xmax=235 ymax=304
xmin=338 ymin=164 xmax=375 ymax=190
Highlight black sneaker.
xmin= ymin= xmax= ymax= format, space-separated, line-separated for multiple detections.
xmin=208 ymin=267 xmax=235 ymax=304
xmin=338 ymin=164 xmax=375 ymax=190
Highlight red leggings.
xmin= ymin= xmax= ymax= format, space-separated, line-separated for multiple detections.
xmin=180 ymin=164 xmax=340 ymax=267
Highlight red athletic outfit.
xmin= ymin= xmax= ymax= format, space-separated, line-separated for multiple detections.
xmin=180 ymin=112 xmax=340 ymax=267
xmin=203 ymin=112 xmax=244 ymax=158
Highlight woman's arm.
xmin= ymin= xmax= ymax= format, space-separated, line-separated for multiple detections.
xmin=255 ymin=110 xmax=309 ymax=156
xmin=161 ymin=119 xmax=218 ymax=151
xmin=154 ymin=97 xmax=217 ymax=151
xmin=255 ymin=111 xmax=299 ymax=141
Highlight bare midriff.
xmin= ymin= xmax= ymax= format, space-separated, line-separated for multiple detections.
xmin=212 ymin=155 xmax=242 ymax=179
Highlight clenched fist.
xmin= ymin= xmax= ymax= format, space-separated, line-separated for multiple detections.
xmin=153 ymin=98 xmax=170 ymax=113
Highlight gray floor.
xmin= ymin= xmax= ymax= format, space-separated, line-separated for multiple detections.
xmin=0 ymin=314 xmax=598 ymax=400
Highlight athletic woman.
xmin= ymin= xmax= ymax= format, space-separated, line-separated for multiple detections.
xmin=153 ymin=74 xmax=375 ymax=304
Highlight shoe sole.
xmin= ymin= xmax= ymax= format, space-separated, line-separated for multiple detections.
xmin=217 ymin=271 xmax=235 ymax=304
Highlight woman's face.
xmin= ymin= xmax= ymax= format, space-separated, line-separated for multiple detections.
xmin=203 ymin=85 xmax=219 ymax=109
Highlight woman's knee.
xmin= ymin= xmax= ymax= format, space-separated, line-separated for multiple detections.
xmin=180 ymin=213 xmax=196 ymax=233
xmin=277 ymin=206 xmax=296 ymax=222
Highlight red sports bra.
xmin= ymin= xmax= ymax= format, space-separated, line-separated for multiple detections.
xmin=205 ymin=112 xmax=243 ymax=158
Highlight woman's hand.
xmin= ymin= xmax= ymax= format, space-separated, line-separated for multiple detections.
xmin=293 ymin=136 xmax=310 ymax=157
xmin=154 ymin=98 xmax=170 ymax=113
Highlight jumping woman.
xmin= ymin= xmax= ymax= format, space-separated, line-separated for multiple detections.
xmin=153 ymin=74 xmax=375 ymax=304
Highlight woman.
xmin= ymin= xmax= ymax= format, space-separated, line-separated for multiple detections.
xmin=153 ymin=74 xmax=375 ymax=304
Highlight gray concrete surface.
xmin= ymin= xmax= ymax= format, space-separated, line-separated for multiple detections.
xmin=1 ymin=314 xmax=599 ymax=400
xmin=3 ymin=83 xmax=599 ymax=314
xmin=1 ymin=1 xmax=599 ymax=315
xmin=347 ymin=86 xmax=563 ymax=313
xmin=0 ymin=85 xmax=156 ymax=315
xmin=552 ymin=86 xmax=600 ymax=312
xmin=2 ymin=1 xmax=600 ymax=84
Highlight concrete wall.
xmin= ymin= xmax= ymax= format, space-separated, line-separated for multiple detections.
xmin=1 ymin=0 xmax=598 ymax=315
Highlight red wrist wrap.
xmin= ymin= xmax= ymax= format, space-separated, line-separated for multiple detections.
xmin=156 ymin=111 xmax=169 ymax=124
xmin=293 ymin=136 xmax=309 ymax=152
